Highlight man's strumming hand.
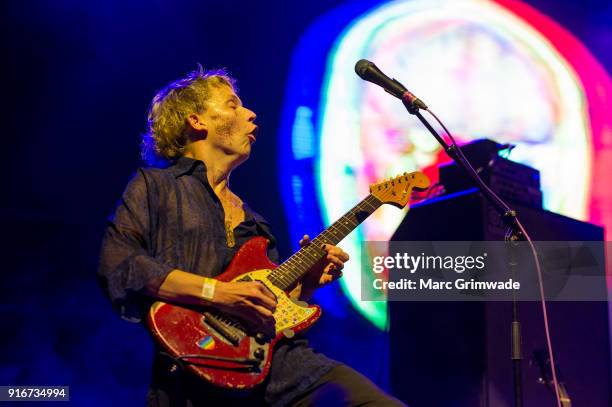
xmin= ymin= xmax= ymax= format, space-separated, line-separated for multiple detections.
xmin=212 ymin=281 xmax=277 ymax=332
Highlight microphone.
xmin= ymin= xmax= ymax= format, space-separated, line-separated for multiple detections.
xmin=354 ymin=59 xmax=427 ymax=110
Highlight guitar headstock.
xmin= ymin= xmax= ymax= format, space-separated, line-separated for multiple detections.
xmin=370 ymin=172 xmax=431 ymax=209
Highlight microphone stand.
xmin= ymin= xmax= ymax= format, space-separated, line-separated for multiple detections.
xmin=403 ymin=101 xmax=524 ymax=407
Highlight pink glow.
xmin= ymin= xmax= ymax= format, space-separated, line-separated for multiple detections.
xmin=497 ymin=0 xmax=612 ymax=238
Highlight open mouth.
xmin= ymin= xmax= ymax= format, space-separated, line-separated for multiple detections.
xmin=248 ymin=126 xmax=258 ymax=142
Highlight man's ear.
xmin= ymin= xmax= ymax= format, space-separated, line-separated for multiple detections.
xmin=187 ymin=113 xmax=208 ymax=133
xmin=186 ymin=113 xmax=208 ymax=141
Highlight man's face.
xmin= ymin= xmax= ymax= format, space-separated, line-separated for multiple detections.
xmin=196 ymin=84 xmax=258 ymax=162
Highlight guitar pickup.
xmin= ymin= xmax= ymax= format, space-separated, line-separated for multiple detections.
xmin=202 ymin=312 xmax=243 ymax=346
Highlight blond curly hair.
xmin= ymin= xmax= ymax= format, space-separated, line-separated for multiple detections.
xmin=142 ymin=65 xmax=236 ymax=165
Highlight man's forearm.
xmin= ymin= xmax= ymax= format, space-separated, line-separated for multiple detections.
xmin=144 ymin=270 xmax=278 ymax=329
xmin=144 ymin=269 xmax=209 ymax=306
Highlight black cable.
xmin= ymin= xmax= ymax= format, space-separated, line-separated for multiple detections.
xmin=424 ymin=108 xmax=562 ymax=407
xmin=158 ymin=351 xmax=187 ymax=407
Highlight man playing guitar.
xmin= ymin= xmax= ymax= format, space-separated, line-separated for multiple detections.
xmin=98 ymin=66 xmax=404 ymax=406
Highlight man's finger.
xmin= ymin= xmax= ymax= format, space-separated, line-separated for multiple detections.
xmin=321 ymin=270 xmax=343 ymax=285
xmin=322 ymin=245 xmax=350 ymax=262
xmin=324 ymin=263 xmax=342 ymax=276
xmin=256 ymin=281 xmax=277 ymax=299
xmin=328 ymin=247 xmax=349 ymax=262
xmin=251 ymin=303 xmax=274 ymax=319
xmin=326 ymin=254 xmax=345 ymax=270
xmin=252 ymin=284 xmax=277 ymax=311
xmin=326 ymin=263 xmax=343 ymax=276
xmin=259 ymin=282 xmax=276 ymax=303
xmin=236 ymin=300 xmax=273 ymax=326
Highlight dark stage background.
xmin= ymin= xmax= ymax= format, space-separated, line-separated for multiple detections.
xmin=2 ymin=0 xmax=611 ymax=405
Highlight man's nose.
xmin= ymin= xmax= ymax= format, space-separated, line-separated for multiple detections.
xmin=245 ymin=107 xmax=256 ymax=122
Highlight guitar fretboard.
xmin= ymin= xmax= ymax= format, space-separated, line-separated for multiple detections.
xmin=268 ymin=194 xmax=382 ymax=291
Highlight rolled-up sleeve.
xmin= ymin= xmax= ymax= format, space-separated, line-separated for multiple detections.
xmin=98 ymin=169 xmax=173 ymax=322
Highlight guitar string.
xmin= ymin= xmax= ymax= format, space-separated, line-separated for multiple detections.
xmin=270 ymin=194 xmax=383 ymax=288
xmin=269 ymin=181 xmax=409 ymax=288
xmin=270 ymin=197 xmax=377 ymax=287
xmin=269 ymin=194 xmax=385 ymax=289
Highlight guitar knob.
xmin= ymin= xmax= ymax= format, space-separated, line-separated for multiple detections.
xmin=254 ymin=348 xmax=265 ymax=360
xmin=255 ymin=332 xmax=267 ymax=344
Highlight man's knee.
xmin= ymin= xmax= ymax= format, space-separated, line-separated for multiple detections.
xmin=293 ymin=365 xmax=406 ymax=406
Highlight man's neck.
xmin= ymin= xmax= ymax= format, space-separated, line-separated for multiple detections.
xmin=183 ymin=142 xmax=238 ymax=193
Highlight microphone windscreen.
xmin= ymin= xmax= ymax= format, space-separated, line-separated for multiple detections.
xmin=355 ymin=59 xmax=373 ymax=78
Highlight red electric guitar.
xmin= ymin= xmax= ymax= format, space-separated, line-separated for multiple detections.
xmin=147 ymin=171 xmax=430 ymax=389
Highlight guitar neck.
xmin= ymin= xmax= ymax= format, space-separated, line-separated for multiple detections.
xmin=268 ymin=194 xmax=383 ymax=291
